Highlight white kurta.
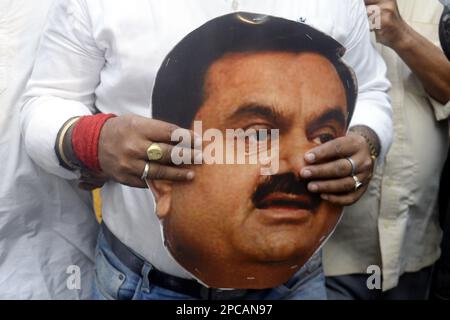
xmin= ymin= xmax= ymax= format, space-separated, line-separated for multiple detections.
xmin=0 ymin=0 xmax=98 ymax=299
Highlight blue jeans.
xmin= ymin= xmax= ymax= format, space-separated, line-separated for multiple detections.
xmin=93 ymin=230 xmax=326 ymax=300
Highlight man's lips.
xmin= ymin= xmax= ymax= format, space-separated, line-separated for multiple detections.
xmin=255 ymin=192 xmax=316 ymax=211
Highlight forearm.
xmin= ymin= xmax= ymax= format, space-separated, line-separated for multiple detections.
xmin=20 ymin=96 xmax=93 ymax=179
xmin=344 ymin=0 xmax=393 ymax=162
xmin=349 ymin=125 xmax=381 ymax=160
xmin=20 ymin=0 xmax=105 ymax=178
xmin=392 ymin=23 xmax=450 ymax=104
xmin=349 ymin=92 xmax=392 ymax=162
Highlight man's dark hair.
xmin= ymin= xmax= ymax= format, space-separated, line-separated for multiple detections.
xmin=152 ymin=12 xmax=358 ymax=129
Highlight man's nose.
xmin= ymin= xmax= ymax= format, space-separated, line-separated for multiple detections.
xmin=276 ymin=137 xmax=309 ymax=176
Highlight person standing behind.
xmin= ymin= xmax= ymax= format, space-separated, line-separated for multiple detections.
xmin=0 ymin=0 xmax=99 ymax=299
xmin=324 ymin=0 xmax=450 ymax=300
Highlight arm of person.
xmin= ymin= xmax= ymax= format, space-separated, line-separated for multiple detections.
xmin=365 ymin=0 xmax=450 ymax=110
xmin=395 ymin=29 xmax=450 ymax=105
xmin=345 ymin=0 xmax=392 ymax=161
xmin=20 ymin=0 xmax=103 ymax=180
xmin=301 ymin=0 xmax=393 ymax=206
xmin=21 ymin=0 xmax=196 ymax=189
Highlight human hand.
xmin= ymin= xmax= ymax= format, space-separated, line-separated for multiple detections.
xmin=98 ymin=115 xmax=199 ymax=188
xmin=300 ymin=127 xmax=378 ymax=206
xmin=365 ymin=0 xmax=412 ymax=49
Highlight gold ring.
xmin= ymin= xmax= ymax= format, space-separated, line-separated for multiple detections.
xmin=147 ymin=143 xmax=163 ymax=161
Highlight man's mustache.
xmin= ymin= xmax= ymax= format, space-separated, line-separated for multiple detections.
xmin=252 ymin=173 xmax=322 ymax=211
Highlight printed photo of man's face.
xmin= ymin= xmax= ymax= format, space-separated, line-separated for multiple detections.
xmin=151 ymin=13 xmax=357 ymax=289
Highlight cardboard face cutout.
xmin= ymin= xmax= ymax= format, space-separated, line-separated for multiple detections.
xmin=151 ymin=12 xmax=357 ymax=289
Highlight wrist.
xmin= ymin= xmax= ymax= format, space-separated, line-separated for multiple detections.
xmin=54 ymin=114 xmax=117 ymax=172
xmin=349 ymin=126 xmax=381 ymax=161
xmin=71 ymin=113 xmax=117 ymax=172
xmin=390 ymin=22 xmax=415 ymax=52
xmin=55 ymin=117 xmax=83 ymax=171
xmin=63 ymin=120 xmax=84 ymax=169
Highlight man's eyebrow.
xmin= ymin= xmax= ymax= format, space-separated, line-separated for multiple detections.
xmin=226 ymin=103 xmax=287 ymax=126
xmin=306 ymin=107 xmax=347 ymax=134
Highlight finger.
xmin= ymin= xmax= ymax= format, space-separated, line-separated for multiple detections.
xmin=136 ymin=117 xmax=200 ymax=147
xmin=117 ymin=160 xmax=194 ymax=182
xmin=127 ymin=159 xmax=195 ymax=183
xmin=111 ymin=159 xmax=152 ymax=188
xmin=137 ymin=142 xmax=202 ymax=165
xmin=302 ymin=151 xmax=373 ymax=180
xmin=123 ymin=177 xmax=147 ymax=189
xmin=307 ymin=173 xmax=367 ymax=194
xmin=301 ymin=158 xmax=354 ymax=180
xmin=320 ymin=186 xmax=368 ymax=206
xmin=170 ymin=145 xmax=203 ymax=165
xmin=146 ymin=162 xmax=195 ymax=181
xmin=304 ymin=136 xmax=362 ymax=164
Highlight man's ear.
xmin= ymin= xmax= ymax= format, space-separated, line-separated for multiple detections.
xmin=149 ymin=180 xmax=173 ymax=220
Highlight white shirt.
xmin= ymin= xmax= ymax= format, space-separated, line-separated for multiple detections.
xmin=323 ymin=0 xmax=449 ymax=291
xmin=20 ymin=0 xmax=393 ymax=279
xmin=0 ymin=0 xmax=98 ymax=299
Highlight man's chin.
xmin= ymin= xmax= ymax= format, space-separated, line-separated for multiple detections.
xmin=234 ymin=221 xmax=319 ymax=259
xmin=248 ymin=241 xmax=314 ymax=266
xmin=187 ymin=253 xmax=309 ymax=289
xmin=163 ymin=218 xmax=322 ymax=289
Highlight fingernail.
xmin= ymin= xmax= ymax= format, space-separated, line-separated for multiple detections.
xmin=321 ymin=194 xmax=329 ymax=200
xmin=305 ymin=153 xmax=316 ymax=163
xmin=187 ymin=171 xmax=195 ymax=180
xmin=301 ymin=169 xmax=312 ymax=178
xmin=309 ymin=184 xmax=319 ymax=192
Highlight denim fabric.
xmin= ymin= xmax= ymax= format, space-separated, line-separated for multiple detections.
xmin=93 ymin=230 xmax=326 ymax=300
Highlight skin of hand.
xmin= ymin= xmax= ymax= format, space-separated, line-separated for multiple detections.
xmin=78 ymin=170 xmax=109 ymax=191
xmin=96 ymin=115 xmax=199 ymax=188
xmin=365 ymin=0 xmax=409 ymax=48
xmin=61 ymin=114 xmax=199 ymax=190
xmin=300 ymin=126 xmax=379 ymax=206
xmin=365 ymin=0 xmax=450 ymax=104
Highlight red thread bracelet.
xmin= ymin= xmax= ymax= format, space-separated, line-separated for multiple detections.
xmin=72 ymin=113 xmax=117 ymax=172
